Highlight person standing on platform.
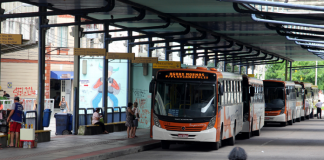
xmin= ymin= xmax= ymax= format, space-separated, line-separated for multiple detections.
xmin=125 ymin=102 xmax=135 ymax=138
xmin=3 ymin=91 xmax=10 ymax=98
xmin=7 ymin=97 xmax=23 ymax=148
xmin=59 ymin=96 xmax=69 ymax=113
xmin=132 ymin=102 xmax=140 ymax=137
xmin=315 ymin=100 xmax=323 ymax=119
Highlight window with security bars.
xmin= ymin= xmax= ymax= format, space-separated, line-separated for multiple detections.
xmin=62 ymin=80 xmax=65 ymax=92
xmin=57 ymin=27 xmax=68 ymax=47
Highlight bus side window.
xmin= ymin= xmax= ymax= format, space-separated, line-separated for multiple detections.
xmin=224 ymin=80 xmax=227 ymax=105
xmin=233 ymin=81 xmax=236 ymax=104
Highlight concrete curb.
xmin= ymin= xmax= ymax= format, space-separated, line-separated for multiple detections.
xmin=80 ymin=142 xmax=161 ymax=160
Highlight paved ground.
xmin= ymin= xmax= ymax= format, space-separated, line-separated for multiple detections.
xmin=0 ymin=129 xmax=159 ymax=160
xmin=110 ymin=118 xmax=324 ymax=160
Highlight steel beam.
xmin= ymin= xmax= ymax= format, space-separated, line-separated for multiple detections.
xmin=180 ymin=43 xmax=184 ymax=64
xmin=127 ymin=31 xmax=132 ymax=103
xmin=41 ymin=7 xmax=145 ymax=28
xmin=102 ymin=23 xmax=109 ymax=124
xmin=285 ymin=60 xmax=288 ymax=81
xmin=165 ymin=42 xmax=170 ymax=60
xmin=106 ymin=24 xmax=190 ymax=41
xmin=193 ymin=46 xmax=197 ymax=65
xmin=290 ymin=61 xmax=292 ymax=81
xmin=72 ymin=15 xmax=81 ymax=135
xmin=0 ymin=0 xmax=114 ymax=18
xmin=148 ymin=37 xmax=152 ymax=57
xmin=37 ymin=6 xmax=46 ymax=130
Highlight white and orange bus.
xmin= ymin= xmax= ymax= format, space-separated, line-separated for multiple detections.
xmin=311 ymin=85 xmax=319 ymax=117
xmin=150 ymin=67 xmax=243 ymax=150
xmin=241 ymin=75 xmax=264 ymax=138
xmin=263 ymin=80 xmax=296 ymax=126
xmin=294 ymin=83 xmax=303 ymax=122
xmin=304 ymin=83 xmax=312 ymax=119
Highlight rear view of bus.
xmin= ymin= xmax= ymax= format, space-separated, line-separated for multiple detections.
xmin=263 ymin=80 xmax=296 ymax=126
xmin=150 ymin=68 xmax=243 ymax=150
xmin=241 ymin=75 xmax=264 ymax=138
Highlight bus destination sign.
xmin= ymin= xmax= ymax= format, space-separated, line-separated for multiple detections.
xmin=158 ymin=71 xmax=216 ymax=81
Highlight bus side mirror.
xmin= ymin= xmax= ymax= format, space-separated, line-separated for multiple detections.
xmin=286 ymin=89 xmax=290 ymax=95
xmin=250 ymin=87 xmax=255 ymax=97
xmin=305 ymin=89 xmax=308 ymax=95
xmin=312 ymin=92 xmax=314 ymax=97
xmin=296 ymin=89 xmax=299 ymax=97
xmin=219 ymin=83 xmax=224 ymax=95
xmin=149 ymin=80 xmax=155 ymax=93
xmin=297 ymin=92 xmax=299 ymax=97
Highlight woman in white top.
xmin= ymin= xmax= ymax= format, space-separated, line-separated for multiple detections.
xmin=92 ymin=108 xmax=109 ymax=134
xmin=132 ymin=102 xmax=139 ymax=137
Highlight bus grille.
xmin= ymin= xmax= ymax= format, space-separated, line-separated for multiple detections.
xmin=164 ymin=125 xmax=203 ymax=132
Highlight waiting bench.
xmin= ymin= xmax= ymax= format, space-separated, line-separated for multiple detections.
xmin=78 ymin=122 xmax=127 ymax=135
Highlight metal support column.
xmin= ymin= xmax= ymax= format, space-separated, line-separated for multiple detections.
xmin=204 ymin=49 xmax=208 ymax=66
xmin=224 ymin=62 xmax=227 ymax=72
xmin=214 ymin=52 xmax=218 ymax=68
xmin=72 ymin=15 xmax=81 ymax=135
xmin=252 ymin=65 xmax=255 ymax=74
xmin=285 ymin=60 xmax=288 ymax=81
xmin=165 ymin=42 xmax=169 ymax=60
xmin=127 ymin=31 xmax=132 ymax=103
xmin=37 ymin=6 xmax=46 ymax=130
xmin=148 ymin=37 xmax=152 ymax=57
xmin=246 ymin=66 xmax=249 ymax=74
xmin=193 ymin=46 xmax=197 ymax=65
xmin=231 ymin=64 xmax=235 ymax=73
xmin=102 ymin=23 xmax=109 ymax=123
xmin=180 ymin=43 xmax=184 ymax=64
xmin=289 ymin=61 xmax=292 ymax=81
xmin=239 ymin=65 xmax=242 ymax=74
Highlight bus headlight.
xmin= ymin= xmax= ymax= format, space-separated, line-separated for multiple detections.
xmin=207 ymin=116 xmax=216 ymax=130
xmin=153 ymin=114 xmax=161 ymax=128
xmin=280 ymin=108 xmax=285 ymax=114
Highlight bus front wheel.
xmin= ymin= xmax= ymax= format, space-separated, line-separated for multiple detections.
xmin=161 ymin=140 xmax=170 ymax=149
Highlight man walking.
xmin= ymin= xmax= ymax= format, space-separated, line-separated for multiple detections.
xmin=7 ymin=97 xmax=23 ymax=147
xmin=315 ymin=100 xmax=323 ymax=119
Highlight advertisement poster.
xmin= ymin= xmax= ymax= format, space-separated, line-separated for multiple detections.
xmin=79 ymin=58 xmax=128 ymax=109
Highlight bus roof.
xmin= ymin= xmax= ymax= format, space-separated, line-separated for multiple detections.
xmin=312 ymin=85 xmax=318 ymax=89
xmin=304 ymin=82 xmax=313 ymax=88
xmin=295 ymin=84 xmax=302 ymax=88
xmin=243 ymin=75 xmax=263 ymax=85
xmin=263 ymin=80 xmax=295 ymax=86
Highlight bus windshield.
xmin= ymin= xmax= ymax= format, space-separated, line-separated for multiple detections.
xmin=154 ymin=82 xmax=216 ymax=118
xmin=264 ymin=82 xmax=285 ymax=111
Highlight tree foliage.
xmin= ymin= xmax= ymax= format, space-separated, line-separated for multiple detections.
xmin=265 ymin=61 xmax=324 ymax=90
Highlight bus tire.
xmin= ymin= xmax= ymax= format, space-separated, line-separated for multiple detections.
xmin=296 ymin=116 xmax=301 ymax=122
xmin=211 ymin=141 xmax=220 ymax=150
xmin=301 ymin=116 xmax=305 ymax=121
xmin=288 ymin=119 xmax=293 ymax=125
xmin=243 ymin=132 xmax=251 ymax=139
xmin=253 ymin=122 xmax=261 ymax=136
xmin=228 ymin=123 xmax=236 ymax=146
xmin=281 ymin=122 xmax=287 ymax=126
xmin=161 ymin=140 xmax=170 ymax=149
xmin=306 ymin=115 xmax=309 ymax=119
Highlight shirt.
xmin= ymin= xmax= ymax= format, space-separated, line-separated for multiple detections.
xmin=92 ymin=112 xmax=100 ymax=124
xmin=133 ymin=108 xmax=138 ymax=119
xmin=315 ymin=102 xmax=323 ymax=108
xmin=10 ymin=102 xmax=23 ymax=123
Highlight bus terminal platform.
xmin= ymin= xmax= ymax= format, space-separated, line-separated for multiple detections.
xmin=0 ymin=129 xmax=160 ymax=160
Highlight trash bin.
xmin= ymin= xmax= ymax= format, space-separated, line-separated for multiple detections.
xmin=54 ymin=113 xmax=72 ymax=135
xmin=25 ymin=111 xmax=37 ymax=129
xmin=121 ymin=106 xmax=127 ymax=121
xmin=79 ymin=108 xmax=86 ymax=125
xmin=113 ymin=107 xmax=121 ymax=122
xmin=86 ymin=108 xmax=93 ymax=125
xmin=43 ymin=109 xmax=51 ymax=127
xmin=107 ymin=107 xmax=113 ymax=123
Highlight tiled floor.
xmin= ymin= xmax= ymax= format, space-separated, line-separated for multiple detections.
xmin=0 ymin=129 xmax=154 ymax=160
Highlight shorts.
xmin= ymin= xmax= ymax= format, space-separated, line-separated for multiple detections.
xmin=133 ymin=119 xmax=138 ymax=127
xmin=60 ymin=109 xmax=66 ymax=113
xmin=10 ymin=122 xmax=21 ymax=133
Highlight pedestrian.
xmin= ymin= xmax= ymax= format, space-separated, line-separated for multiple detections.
xmin=92 ymin=108 xmax=109 ymax=134
xmin=3 ymin=91 xmax=10 ymax=98
xmin=228 ymin=147 xmax=248 ymax=160
xmin=7 ymin=97 xmax=24 ymax=148
xmin=132 ymin=102 xmax=140 ymax=137
xmin=315 ymin=100 xmax=323 ymax=119
xmin=59 ymin=96 xmax=69 ymax=113
xmin=125 ymin=102 xmax=135 ymax=138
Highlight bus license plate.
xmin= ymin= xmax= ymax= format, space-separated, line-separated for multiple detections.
xmin=178 ymin=134 xmax=189 ymax=138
